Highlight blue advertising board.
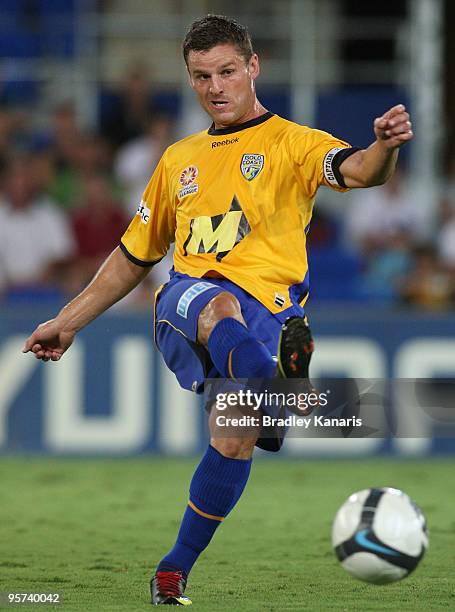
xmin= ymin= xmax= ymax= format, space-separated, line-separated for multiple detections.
xmin=1 ymin=306 xmax=455 ymax=456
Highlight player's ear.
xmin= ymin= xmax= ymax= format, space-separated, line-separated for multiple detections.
xmin=248 ymin=54 xmax=260 ymax=80
xmin=185 ymin=58 xmax=196 ymax=89
xmin=187 ymin=71 xmax=196 ymax=89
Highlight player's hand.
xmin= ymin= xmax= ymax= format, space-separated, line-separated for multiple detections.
xmin=374 ymin=104 xmax=413 ymax=149
xmin=22 ymin=318 xmax=75 ymax=362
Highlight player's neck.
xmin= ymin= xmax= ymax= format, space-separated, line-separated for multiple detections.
xmin=213 ymin=101 xmax=268 ymax=130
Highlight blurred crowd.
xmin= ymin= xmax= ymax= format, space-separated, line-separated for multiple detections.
xmin=0 ymin=68 xmax=454 ymax=310
xmin=340 ymin=161 xmax=455 ymax=309
xmin=0 ymin=69 xmax=176 ymax=309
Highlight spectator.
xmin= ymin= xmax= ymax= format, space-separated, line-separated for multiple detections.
xmin=100 ymin=65 xmax=156 ymax=149
xmin=0 ymin=156 xmax=75 ymax=295
xmin=33 ymin=101 xmax=82 ymax=170
xmin=362 ymin=231 xmax=412 ymax=302
xmin=306 ymin=208 xmax=339 ymax=250
xmin=439 ymin=209 xmax=455 ymax=271
xmin=114 ymin=112 xmax=174 ymax=212
xmin=29 ymin=148 xmax=56 ymax=195
xmin=50 ymin=132 xmax=113 ymax=211
xmin=345 ymin=168 xmax=422 ymax=254
xmin=70 ymin=170 xmax=168 ymax=310
xmin=32 ymin=102 xmax=113 ymax=211
xmin=442 ymin=153 xmax=455 ymax=207
xmin=71 ymin=173 xmax=129 ymax=287
xmin=398 ymin=244 xmax=454 ymax=309
xmin=438 ymin=155 xmax=455 ymax=270
xmin=49 ymin=101 xmax=81 ymax=169
xmin=0 ymin=106 xmax=28 ymax=171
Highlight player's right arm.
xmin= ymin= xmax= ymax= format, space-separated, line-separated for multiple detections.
xmin=24 ymin=147 xmax=176 ymax=363
xmin=23 ymin=247 xmax=150 ymax=362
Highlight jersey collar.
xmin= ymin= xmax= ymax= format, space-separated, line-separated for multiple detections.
xmin=208 ymin=111 xmax=274 ymax=136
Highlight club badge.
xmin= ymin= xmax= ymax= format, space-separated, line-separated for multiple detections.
xmin=240 ymin=154 xmax=264 ymax=181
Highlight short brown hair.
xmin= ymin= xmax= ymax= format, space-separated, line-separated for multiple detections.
xmin=183 ymin=15 xmax=254 ymax=65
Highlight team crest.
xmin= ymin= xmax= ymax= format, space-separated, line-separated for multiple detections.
xmin=240 ymin=154 xmax=264 ymax=181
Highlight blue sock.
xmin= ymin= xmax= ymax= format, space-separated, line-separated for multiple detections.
xmin=207 ymin=317 xmax=276 ymax=379
xmin=157 ymin=445 xmax=252 ymax=577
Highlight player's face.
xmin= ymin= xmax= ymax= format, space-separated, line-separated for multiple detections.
xmin=187 ymin=43 xmax=260 ymax=128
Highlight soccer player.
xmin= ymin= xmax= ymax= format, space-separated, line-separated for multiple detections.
xmin=23 ymin=15 xmax=413 ymax=606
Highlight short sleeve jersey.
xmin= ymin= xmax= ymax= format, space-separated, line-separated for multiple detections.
xmin=121 ymin=112 xmax=352 ymax=313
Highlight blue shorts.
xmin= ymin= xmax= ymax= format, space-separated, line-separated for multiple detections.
xmin=154 ymin=271 xmax=305 ymax=393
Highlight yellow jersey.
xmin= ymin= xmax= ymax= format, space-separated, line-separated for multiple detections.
xmin=121 ymin=112 xmax=353 ymax=313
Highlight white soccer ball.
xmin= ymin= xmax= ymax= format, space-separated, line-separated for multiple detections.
xmin=331 ymin=487 xmax=428 ymax=584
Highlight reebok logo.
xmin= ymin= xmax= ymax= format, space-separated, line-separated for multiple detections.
xmin=211 ymin=137 xmax=239 ymax=149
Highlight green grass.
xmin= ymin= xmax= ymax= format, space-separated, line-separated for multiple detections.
xmin=0 ymin=457 xmax=454 ymax=611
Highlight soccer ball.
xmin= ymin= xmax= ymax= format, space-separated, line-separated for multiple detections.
xmin=331 ymin=487 xmax=428 ymax=584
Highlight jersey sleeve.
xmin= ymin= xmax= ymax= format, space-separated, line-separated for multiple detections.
xmin=287 ymin=125 xmax=357 ymax=196
xmin=120 ymin=152 xmax=176 ymax=266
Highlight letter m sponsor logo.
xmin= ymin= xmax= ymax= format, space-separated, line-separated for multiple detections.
xmin=183 ymin=195 xmax=251 ymax=261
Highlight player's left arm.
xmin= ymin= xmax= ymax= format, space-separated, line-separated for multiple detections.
xmin=339 ymin=104 xmax=413 ymax=188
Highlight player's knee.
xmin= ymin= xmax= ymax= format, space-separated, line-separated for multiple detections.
xmin=204 ymin=291 xmax=242 ymax=321
xmin=211 ymin=436 xmax=257 ymax=460
xmin=197 ymin=291 xmax=244 ymax=346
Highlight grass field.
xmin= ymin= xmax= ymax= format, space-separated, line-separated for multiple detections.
xmin=1 ymin=457 xmax=454 ymax=611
